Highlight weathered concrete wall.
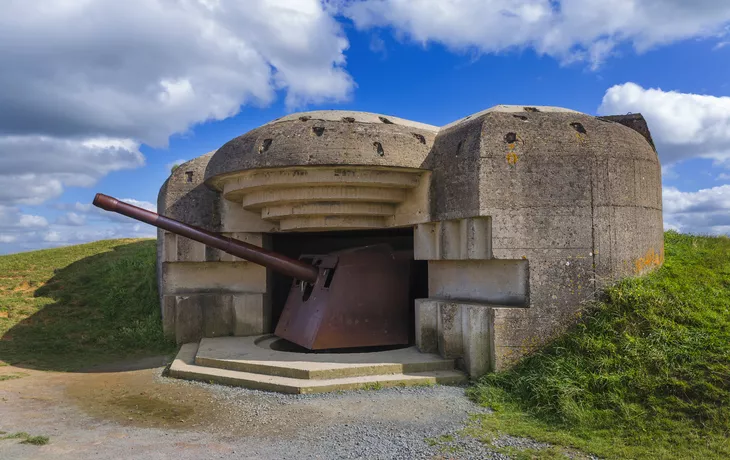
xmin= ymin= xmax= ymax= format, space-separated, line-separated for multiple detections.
xmin=598 ymin=114 xmax=657 ymax=151
xmin=417 ymin=107 xmax=663 ymax=373
xmin=157 ymin=153 xmax=272 ymax=343
xmin=205 ymin=111 xmax=438 ymax=186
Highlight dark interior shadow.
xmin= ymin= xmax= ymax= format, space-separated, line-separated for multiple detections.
xmin=0 ymin=240 xmax=175 ymax=373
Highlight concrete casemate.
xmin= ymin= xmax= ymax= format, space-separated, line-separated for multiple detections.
xmin=157 ymin=105 xmax=663 ymax=381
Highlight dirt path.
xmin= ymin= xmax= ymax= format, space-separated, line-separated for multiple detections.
xmin=0 ymin=357 xmax=507 ymax=460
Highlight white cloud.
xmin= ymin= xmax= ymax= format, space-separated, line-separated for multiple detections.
xmin=599 ymin=82 xmax=730 ymax=235
xmin=53 ymin=202 xmax=93 ymax=213
xmin=337 ymin=0 xmax=730 ymax=68
xmin=43 ymin=231 xmax=62 ymax=243
xmin=18 ymin=215 xmax=49 ymax=228
xmin=0 ymin=199 xmax=159 ymax=254
xmin=0 ymin=175 xmax=65 ymax=206
xmin=56 ymin=212 xmax=86 ymax=226
xmin=0 ymin=0 xmax=354 ymax=253
xmin=661 ymin=164 xmax=679 ymax=180
xmin=119 ymin=199 xmax=157 ymax=213
xmin=663 ymin=185 xmax=730 ymax=235
xmin=0 ymin=206 xmax=49 ymax=230
xmin=598 ymin=83 xmax=730 ymax=167
xmin=0 ymin=0 xmax=352 ymax=146
xmin=0 ymin=136 xmax=144 ymax=206
xmin=57 ymin=199 xmax=156 ymax=225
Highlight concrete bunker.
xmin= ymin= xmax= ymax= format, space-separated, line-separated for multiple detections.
xmin=148 ymin=106 xmax=663 ymax=392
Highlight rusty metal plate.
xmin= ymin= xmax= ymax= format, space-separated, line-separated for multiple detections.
xmin=274 ymin=244 xmax=412 ymax=350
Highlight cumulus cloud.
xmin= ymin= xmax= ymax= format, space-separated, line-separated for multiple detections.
xmin=0 ymin=199 xmax=158 ymax=254
xmin=0 ymin=205 xmax=51 ymax=251
xmin=18 ymin=215 xmax=50 ymax=228
xmin=0 ymin=0 xmax=355 ymax=253
xmin=52 ymin=203 xmax=93 ymax=213
xmin=598 ymin=83 xmax=730 ymax=166
xmin=54 ymin=198 xmax=156 ymax=228
xmin=598 ymin=83 xmax=730 ymax=235
xmin=0 ymin=205 xmax=48 ymax=235
xmin=663 ymin=185 xmax=730 ymax=235
xmin=0 ymin=206 xmax=49 ymax=230
xmin=336 ymin=0 xmax=730 ymax=68
xmin=0 ymin=136 xmax=144 ymax=206
xmin=0 ymin=225 xmax=157 ymax=254
xmin=0 ymin=0 xmax=352 ymax=146
xmin=43 ymin=231 xmax=62 ymax=243
xmin=56 ymin=212 xmax=86 ymax=227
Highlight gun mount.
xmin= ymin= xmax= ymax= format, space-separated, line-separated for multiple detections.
xmin=92 ymin=193 xmax=412 ymax=350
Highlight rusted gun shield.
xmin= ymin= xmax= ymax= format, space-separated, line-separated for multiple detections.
xmin=275 ymin=244 xmax=412 ymax=350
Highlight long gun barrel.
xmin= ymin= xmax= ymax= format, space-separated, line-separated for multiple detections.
xmin=92 ymin=193 xmax=319 ymax=284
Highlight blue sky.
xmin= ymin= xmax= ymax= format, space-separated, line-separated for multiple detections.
xmin=1 ymin=1 xmax=729 ymax=254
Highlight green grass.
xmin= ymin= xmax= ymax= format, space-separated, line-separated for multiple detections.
xmin=2 ymin=233 xmax=729 ymax=457
xmin=361 ymin=381 xmax=384 ymax=391
xmin=467 ymin=231 xmax=730 ymax=459
xmin=0 ymin=372 xmax=28 ymax=381
xmin=0 ymin=239 xmax=175 ymax=370
xmin=1 ymin=431 xmax=50 ymax=445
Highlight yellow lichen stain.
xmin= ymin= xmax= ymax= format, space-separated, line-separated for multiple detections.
xmin=575 ymin=132 xmax=588 ymax=144
xmin=505 ymin=135 xmax=524 ymax=167
xmin=633 ymin=247 xmax=664 ymax=274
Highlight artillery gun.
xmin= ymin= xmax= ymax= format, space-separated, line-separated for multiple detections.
xmin=93 ymin=193 xmax=412 ymax=350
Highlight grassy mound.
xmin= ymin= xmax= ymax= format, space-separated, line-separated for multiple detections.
xmin=467 ymin=231 xmax=730 ymax=459
xmin=0 ymin=239 xmax=174 ymax=370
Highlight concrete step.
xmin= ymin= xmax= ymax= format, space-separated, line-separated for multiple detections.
xmin=194 ymin=335 xmax=458 ymax=380
xmin=171 ymin=343 xmax=468 ymax=395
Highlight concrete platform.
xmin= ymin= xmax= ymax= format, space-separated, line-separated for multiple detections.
xmin=195 ymin=335 xmax=459 ymax=379
xmin=169 ymin=336 xmax=468 ymax=394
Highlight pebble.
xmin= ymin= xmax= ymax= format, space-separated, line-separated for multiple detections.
xmin=149 ymin=373 xmax=578 ymax=459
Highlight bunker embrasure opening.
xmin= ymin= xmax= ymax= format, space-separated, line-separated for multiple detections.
xmin=270 ymin=227 xmax=428 ymax=351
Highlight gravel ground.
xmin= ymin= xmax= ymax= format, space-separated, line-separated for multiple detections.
xmin=0 ymin=359 xmax=562 ymax=460
xmin=170 ymin=378 xmax=505 ymax=460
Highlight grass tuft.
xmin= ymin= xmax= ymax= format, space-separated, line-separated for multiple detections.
xmin=0 ymin=372 xmax=28 ymax=381
xmin=0 ymin=239 xmax=175 ymax=370
xmin=21 ymin=435 xmax=50 ymax=446
xmin=362 ymin=381 xmax=384 ymax=391
xmin=1 ymin=431 xmax=49 ymax=445
xmin=466 ymin=231 xmax=730 ymax=459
